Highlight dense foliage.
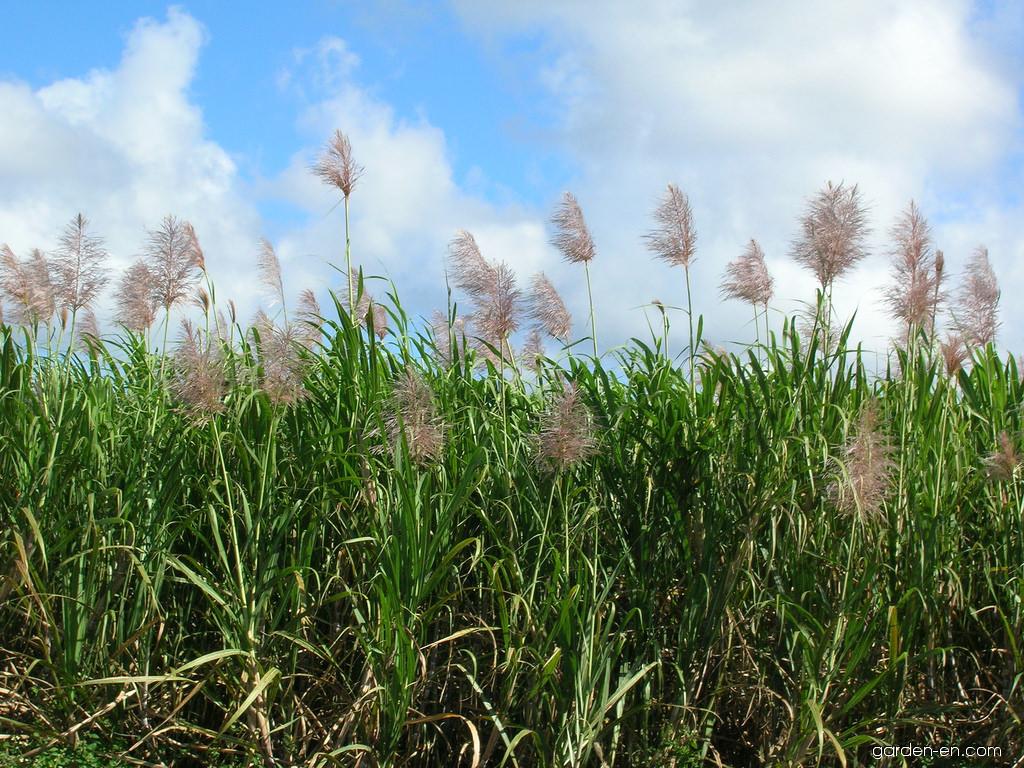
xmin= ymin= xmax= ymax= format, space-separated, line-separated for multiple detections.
xmin=0 ymin=302 xmax=1021 ymax=766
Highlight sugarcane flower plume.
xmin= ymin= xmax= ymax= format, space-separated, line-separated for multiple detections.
xmin=0 ymin=245 xmax=30 ymax=323
xmin=387 ymin=367 xmax=444 ymax=465
xmin=369 ymin=300 xmax=388 ymax=340
xmin=313 ymin=129 xmax=363 ymax=199
xmin=146 ymin=215 xmax=202 ymax=313
xmin=721 ymin=239 xmax=773 ymax=306
xmin=0 ymin=245 xmax=58 ymax=325
xmin=296 ymin=289 xmax=322 ymax=349
xmin=75 ymin=309 xmax=101 ymax=353
xmin=551 ymin=191 xmax=595 ymax=265
xmin=172 ymin=319 xmax=227 ymax=417
xmin=448 ymin=230 xmax=521 ymax=350
xmin=985 ymin=431 xmax=1020 ymax=483
xmin=536 ymin=381 xmax=597 ymax=472
xmin=527 ymin=272 xmax=572 ymax=341
xmin=521 ymin=326 xmax=545 ymax=373
xmin=256 ymin=321 xmax=309 ymax=406
xmin=475 ymin=261 xmax=521 ymax=345
xmin=28 ymin=249 xmax=56 ymax=321
xmin=193 ymin=286 xmax=212 ymax=316
xmin=940 ymin=333 xmax=968 ymax=377
xmin=185 ymin=222 xmax=205 ymax=272
xmin=52 ymin=213 xmax=109 ymax=313
xmin=953 ymin=246 xmax=999 ymax=348
xmin=646 ymin=183 xmax=696 ymax=269
xmin=449 ymin=230 xmax=496 ymax=300
xmin=829 ymin=399 xmax=894 ymax=525
xmin=792 ymin=181 xmax=869 ymax=289
xmin=115 ymin=260 xmax=157 ymax=332
xmin=258 ymin=238 xmax=286 ymax=311
xmin=885 ymin=200 xmax=939 ymax=341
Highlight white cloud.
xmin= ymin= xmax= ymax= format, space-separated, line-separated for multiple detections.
xmin=0 ymin=8 xmax=263 ymax=327
xmin=266 ymin=37 xmax=554 ymax=327
xmin=453 ymin=0 xmax=1023 ymax=356
xmin=1 ymin=16 xmax=558 ymax=345
xmin=3 ymin=3 xmax=1020 ymax=362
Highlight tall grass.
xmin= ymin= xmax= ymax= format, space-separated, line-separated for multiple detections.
xmin=0 ymin=172 xmax=1021 ymax=767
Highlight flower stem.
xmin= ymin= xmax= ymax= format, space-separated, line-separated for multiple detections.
xmin=685 ymin=265 xmax=695 ymax=384
xmin=585 ymin=260 xmax=597 ymax=359
xmin=344 ymin=196 xmax=354 ymax=318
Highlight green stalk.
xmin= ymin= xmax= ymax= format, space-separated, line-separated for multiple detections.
xmin=585 ymin=260 xmax=597 ymax=359
xmin=685 ymin=264 xmax=695 ymax=384
xmin=345 ymin=194 xmax=354 ymax=317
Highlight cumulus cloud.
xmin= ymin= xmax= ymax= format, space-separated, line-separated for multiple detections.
xmin=453 ymin=0 xmax=1023 ymax=355
xmin=0 ymin=8 xmax=262 ymax=326
xmin=3 ymin=3 xmax=1020 ymax=360
xmin=0 ymin=8 xmax=569 ymax=345
xmin=267 ymin=35 xmax=554 ymax=327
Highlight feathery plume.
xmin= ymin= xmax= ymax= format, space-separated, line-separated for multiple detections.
xmin=721 ymin=239 xmax=773 ymax=307
xmin=257 ymin=238 xmax=285 ymax=310
xmin=791 ymin=181 xmax=869 ymax=289
xmin=646 ymin=183 xmax=699 ymax=371
xmin=312 ymin=129 xmax=363 ymax=199
xmin=830 ymin=400 xmax=894 ymax=525
xmin=184 ymin=222 xmax=205 ymax=273
xmin=536 ymin=381 xmax=597 ymax=472
xmin=474 ymin=261 xmax=521 ymax=345
xmin=953 ymin=246 xmax=999 ymax=348
xmin=76 ymin=310 xmax=101 ymax=353
xmin=885 ymin=201 xmax=939 ymax=342
xmin=0 ymin=245 xmax=32 ymax=323
xmin=449 ymin=230 xmax=496 ymax=300
xmin=172 ymin=319 xmax=226 ymax=417
xmin=257 ymin=323 xmax=309 ymax=406
xmin=387 ymin=367 xmax=444 ymax=465
xmin=521 ymin=326 xmax=545 ymax=372
xmin=448 ymin=231 xmax=521 ymax=352
xmin=527 ymin=272 xmax=572 ymax=341
xmin=369 ymin=301 xmax=388 ymax=340
xmin=51 ymin=214 xmax=109 ymax=313
xmin=1 ymin=245 xmax=57 ymax=325
xmin=940 ymin=333 xmax=968 ymax=377
xmin=27 ymin=249 xmax=56 ymax=321
xmin=297 ymin=289 xmax=319 ymax=316
xmin=645 ymin=184 xmax=696 ymax=269
xmin=551 ymin=192 xmax=595 ymax=264
xmin=296 ymin=289 xmax=322 ymax=349
xmin=193 ymin=286 xmax=211 ymax=315
xmin=250 ymin=309 xmax=273 ymax=341
xmin=430 ymin=310 xmax=468 ymax=367
xmin=985 ymin=432 xmax=1020 ymax=483
xmin=146 ymin=215 xmax=201 ymax=313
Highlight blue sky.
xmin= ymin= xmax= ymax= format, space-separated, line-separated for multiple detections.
xmin=0 ymin=2 xmax=572 ymax=206
xmin=1 ymin=1 xmax=1022 ymax=356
